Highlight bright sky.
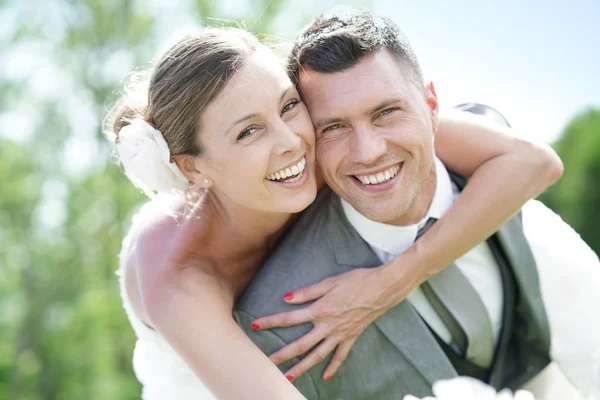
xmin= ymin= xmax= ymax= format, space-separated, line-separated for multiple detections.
xmin=374 ymin=0 xmax=600 ymax=142
xmin=2 ymin=0 xmax=597 ymax=150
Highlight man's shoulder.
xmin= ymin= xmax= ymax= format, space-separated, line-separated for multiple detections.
xmin=236 ymin=187 xmax=350 ymax=316
xmin=288 ymin=186 xmax=341 ymax=242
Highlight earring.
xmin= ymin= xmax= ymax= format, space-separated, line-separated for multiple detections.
xmin=203 ymin=178 xmax=210 ymax=186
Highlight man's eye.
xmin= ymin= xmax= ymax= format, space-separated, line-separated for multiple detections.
xmin=379 ymin=108 xmax=397 ymax=117
xmin=281 ymin=99 xmax=300 ymax=115
xmin=237 ymin=126 xmax=258 ymax=141
xmin=322 ymin=124 xmax=341 ymax=133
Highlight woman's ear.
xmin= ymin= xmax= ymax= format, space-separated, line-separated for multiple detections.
xmin=172 ymin=155 xmax=213 ymax=189
xmin=426 ymin=81 xmax=440 ymax=134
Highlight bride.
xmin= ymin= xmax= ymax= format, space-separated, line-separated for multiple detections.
xmin=107 ymin=27 xmax=567 ymax=399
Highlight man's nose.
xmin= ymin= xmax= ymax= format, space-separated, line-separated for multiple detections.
xmin=349 ymin=124 xmax=387 ymax=165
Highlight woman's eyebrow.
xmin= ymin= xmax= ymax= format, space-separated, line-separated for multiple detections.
xmin=226 ymin=86 xmax=293 ymax=134
xmin=227 ymin=113 xmax=259 ymax=134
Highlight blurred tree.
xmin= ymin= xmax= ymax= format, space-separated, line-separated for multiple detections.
xmin=539 ymin=108 xmax=600 ymax=256
xmin=0 ymin=138 xmax=145 ymax=400
xmin=0 ymin=0 xmax=300 ymax=398
xmin=1 ymin=1 xmax=157 ymax=397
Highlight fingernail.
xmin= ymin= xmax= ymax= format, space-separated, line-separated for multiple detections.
xmin=430 ymin=82 xmax=437 ymax=97
xmin=283 ymin=292 xmax=294 ymax=301
xmin=324 ymin=375 xmax=332 ymax=382
xmin=251 ymin=322 xmax=260 ymax=330
xmin=286 ymin=374 xmax=294 ymax=382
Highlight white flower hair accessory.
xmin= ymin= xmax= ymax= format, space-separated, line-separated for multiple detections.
xmin=116 ymin=118 xmax=190 ymax=197
xmin=403 ymin=377 xmax=535 ymax=400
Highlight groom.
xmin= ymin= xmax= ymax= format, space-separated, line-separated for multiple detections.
xmin=234 ymin=7 xmax=599 ymax=399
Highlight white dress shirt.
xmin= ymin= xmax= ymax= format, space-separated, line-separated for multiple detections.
xmin=342 ymin=158 xmax=600 ymax=399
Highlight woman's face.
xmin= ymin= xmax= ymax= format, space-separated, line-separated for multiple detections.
xmin=194 ymin=46 xmax=317 ymax=214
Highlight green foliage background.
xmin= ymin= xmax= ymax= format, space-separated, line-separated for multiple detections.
xmin=538 ymin=109 xmax=600 ymax=257
xmin=0 ymin=0 xmax=596 ymax=399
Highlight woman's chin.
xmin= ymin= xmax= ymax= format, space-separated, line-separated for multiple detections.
xmin=271 ymin=181 xmax=318 ymax=214
xmin=293 ymin=191 xmax=318 ymax=213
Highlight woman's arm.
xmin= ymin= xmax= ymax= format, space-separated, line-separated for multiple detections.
xmin=142 ymin=268 xmax=306 ymax=400
xmin=127 ymin=213 xmax=306 ymax=400
xmin=252 ymin=107 xmax=563 ymax=381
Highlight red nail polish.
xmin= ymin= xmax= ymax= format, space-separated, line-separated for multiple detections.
xmin=283 ymin=292 xmax=294 ymax=301
xmin=324 ymin=375 xmax=332 ymax=382
xmin=430 ymin=82 xmax=437 ymax=97
xmin=286 ymin=374 xmax=294 ymax=382
xmin=251 ymin=322 xmax=260 ymax=330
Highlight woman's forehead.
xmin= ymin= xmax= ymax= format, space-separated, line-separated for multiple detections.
xmin=216 ymin=52 xmax=290 ymax=102
xmin=201 ymin=49 xmax=294 ymax=129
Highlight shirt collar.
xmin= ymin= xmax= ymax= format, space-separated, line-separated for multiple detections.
xmin=341 ymin=157 xmax=455 ymax=255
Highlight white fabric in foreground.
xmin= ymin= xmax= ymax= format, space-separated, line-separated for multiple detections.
xmin=404 ymin=376 xmax=535 ymax=400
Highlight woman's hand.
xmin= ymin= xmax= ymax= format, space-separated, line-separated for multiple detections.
xmin=251 ymin=265 xmax=418 ymax=381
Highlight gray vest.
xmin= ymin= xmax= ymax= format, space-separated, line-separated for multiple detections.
xmin=447 ymin=172 xmax=551 ymax=390
xmin=235 ymin=183 xmax=551 ymax=398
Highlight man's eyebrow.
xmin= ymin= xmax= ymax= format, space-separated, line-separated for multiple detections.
xmin=226 ymin=87 xmax=292 ymax=134
xmin=368 ymin=97 xmax=407 ymax=114
xmin=314 ymin=116 xmax=344 ymax=131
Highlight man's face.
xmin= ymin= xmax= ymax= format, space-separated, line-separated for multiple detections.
xmin=299 ymin=49 xmax=439 ymax=224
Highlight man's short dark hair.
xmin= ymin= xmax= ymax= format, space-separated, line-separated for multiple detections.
xmin=288 ymin=6 xmax=424 ymax=89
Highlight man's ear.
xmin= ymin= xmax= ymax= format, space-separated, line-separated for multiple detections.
xmin=425 ymin=81 xmax=440 ymax=134
xmin=172 ymin=155 xmax=213 ymax=189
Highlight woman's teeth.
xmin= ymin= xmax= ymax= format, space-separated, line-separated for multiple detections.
xmin=355 ymin=164 xmax=401 ymax=185
xmin=267 ymin=157 xmax=306 ymax=182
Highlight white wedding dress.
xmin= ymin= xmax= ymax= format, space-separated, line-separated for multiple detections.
xmin=117 ymin=197 xmax=600 ymax=400
xmin=117 ymin=196 xmax=216 ymax=400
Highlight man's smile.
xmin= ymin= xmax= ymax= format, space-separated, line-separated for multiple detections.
xmin=350 ymin=162 xmax=404 ymax=192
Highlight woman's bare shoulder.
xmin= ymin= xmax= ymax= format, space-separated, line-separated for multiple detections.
xmin=129 ymin=195 xmax=215 ymax=265
xmin=121 ymin=194 xmax=219 ymax=322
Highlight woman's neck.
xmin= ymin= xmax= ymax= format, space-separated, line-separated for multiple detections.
xmin=205 ymin=190 xmax=295 ymax=251
xmin=197 ymin=190 xmax=299 ymax=296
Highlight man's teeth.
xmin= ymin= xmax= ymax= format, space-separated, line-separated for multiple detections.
xmin=355 ymin=164 xmax=401 ymax=185
xmin=267 ymin=158 xmax=306 ymax=182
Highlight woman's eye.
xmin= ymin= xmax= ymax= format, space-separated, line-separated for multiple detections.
xmin=281 ymin=99 xmax=300 ymax=115
xmin=237 ymin=126 xmax=258 ymax=141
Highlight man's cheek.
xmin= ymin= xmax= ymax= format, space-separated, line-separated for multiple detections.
xmin=316 ymin=141 xmax=336 ymax=167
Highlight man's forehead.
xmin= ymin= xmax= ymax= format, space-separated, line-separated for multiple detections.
xmin=299 ymin=51 xmax=414 ymax=94
xmin=298 ymin=60 xmax=419 ymax=120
